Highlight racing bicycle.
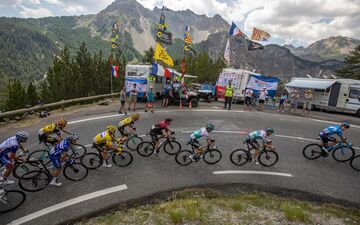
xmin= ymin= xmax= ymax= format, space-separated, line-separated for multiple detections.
xmin=0 ymin=185 xmax=26 ymax=213
xmin=350 ymin=155 xmax=360 ymax=172
xmin=175 ymin=139 xmax=222 ymax=166
xmin=303 ymin=140 xmax=354 ymax=162
xmin=136 ymin=132 xmax=181 ymax=157
xmin=122 ymin=133 xmax=143 ymax=151
xmin=230 ymin=140 xmax=278 ymax=167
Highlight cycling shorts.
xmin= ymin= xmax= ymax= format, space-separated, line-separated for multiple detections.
xmin=245 ymin=136 xmax=260 ymax=149
xmin=150 ymin=128 xmax=163 ymax=142
xmin=118 ymin=126 xmax=129 ymax=137
xmin=319 ymin=132 xmax=336 ymax=144
xmin=0 ymin=154 xmax=12 ymax=167
xmin=38 ymin=134 xmax=58 ymax=146
xmin=49 ymin=154 xmax=62 ymax=169
xmin=189 ymin=138 xmax=201 ymax=149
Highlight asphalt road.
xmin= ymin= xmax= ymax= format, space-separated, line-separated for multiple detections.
xmin=1 ymin=107 xmax=360 ymax=225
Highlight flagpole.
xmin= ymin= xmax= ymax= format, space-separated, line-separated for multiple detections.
xmin=110 ymin=71 xmax=113 ymax=94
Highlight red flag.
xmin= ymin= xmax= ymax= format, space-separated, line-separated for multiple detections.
xmin=164 ymin=68 xmax=171 ymax=78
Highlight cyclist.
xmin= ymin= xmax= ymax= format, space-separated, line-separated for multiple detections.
xmin=245 ymin=128 xmax=274 ymax=164
xmin=38 ymin=119 xmax=71 ymax=146
xmin=150 ymin=118 xmax=173 ymax=154
xmin=0 ymin=132 xmax=29 ymax=184
xmin=319 ymin=122 xmax=350 ymax=155
xmin=93 ymin=125 xmax=120 ymax=168
xmin=117 ymin=114 xmax=140 ymax=142
xmin=49 ymin=134 xmax=79 ymax=186
xmin=188 ymin=124 xmax=215 ymax=161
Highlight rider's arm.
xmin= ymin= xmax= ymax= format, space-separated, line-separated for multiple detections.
xmin=61 ymin=129 xmax=72 ymax=135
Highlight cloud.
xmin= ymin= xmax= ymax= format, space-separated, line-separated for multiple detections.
xmin=19 ymin=6 xmax=53 ymax=18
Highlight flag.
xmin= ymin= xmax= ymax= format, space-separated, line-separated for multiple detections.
xmin=224 ymin=38 xmax=230 ymax=64
xmin=248 ymin=40 xmax=264 ymax=51
xmin=184 ymin=43 xmax=197 ymax=56
xmin=251 ymin=27 xmax=271 ymax=41
xmin=150 ymin=62 xmax=165 ymax=76
xmin=111 ymin=65 xmax=119 ymax=78
xmin=228 ymin=22 xmax=243 ymax=37
xmin=184 ymin=31 xmax=193 ymax=44
xmin=154 ymin=42 xmax=174 ymax=67
xmin=164 ymin=68 xmax=171 ymax=78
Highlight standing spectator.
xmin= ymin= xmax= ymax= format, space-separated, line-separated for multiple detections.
xmin=277 ymin=93 xmax=287 ymax=112
xmin=145 ymin=86 xmax=155 ymax=113
xmin=257 ymin=87 xmax=268 ymax=111
xmin=303 ymin=89 xmax=313 ymax=116
xmin=119 ymin=86 xmax=127 ymax=115
xmin=244 ymin=86 xmax=254 ymax=110
xmin=162 ymin=80 xmax=171 ymax=107
xmin=289 ymin=90 xmax=300 ymax=112
xmin=128 ymin=83 xmax=138 ymax=111
xmin=210 ymin=82 xmax=216 ymax=97
xmin=224 ymin=80 xmax=234 ymax=110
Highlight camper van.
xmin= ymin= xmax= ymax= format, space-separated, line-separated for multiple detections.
xmin=286 ymin=78 xmax=360 ymax=117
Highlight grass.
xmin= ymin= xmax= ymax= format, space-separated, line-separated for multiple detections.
xmin=76 ymin=189 xmax=360 ymax=225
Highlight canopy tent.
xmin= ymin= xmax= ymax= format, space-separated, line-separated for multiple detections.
xmin=286 ymin=78 xmax=336 ymax=90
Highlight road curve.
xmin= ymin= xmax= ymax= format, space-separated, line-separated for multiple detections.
xmin=1 ymin=108 xmax=360 ymax=225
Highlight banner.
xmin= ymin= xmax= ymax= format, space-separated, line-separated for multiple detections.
xmin=228 ymin=22 xmax=243 ymax=37
xmin=251 ymin=27 xmax=271 ymax=41
xmin=247 ymin=75 xmax=280 ymax=97
xmin=184 ymin=43 xmax=197 ymax=56
xmin=224 ymin=38 xmax=230 ymax=64
xmin=125 ymin=78 xmax=147 ymax=98
xmin=156 ymin=29 xmax=172 ymax=45
xmin=111 ymin=23 xmax=120 ymax=50
xmin=248 ymin=40 xmax=264 ymax=50
xmin=154 ymin=42 xmax=174 ymax=66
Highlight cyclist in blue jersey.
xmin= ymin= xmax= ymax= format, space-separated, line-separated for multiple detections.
xmin=245 ymin=128 xmax=274 ymax=164
xmin=49 ymin=134 xmax=78 ymax=186
xmin=0 ymin=132 xmax=29 ymax=184
xmin=319 ymin=122 xmax=350 ymax=155
xmin=188 ymin=124 xmax=214 ymax=161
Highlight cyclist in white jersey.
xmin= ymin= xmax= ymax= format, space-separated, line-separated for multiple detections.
xmin=245 ymin=128 xmax=274 ymax=164
xmin=188 ymin=124 xmax=214 ymax=161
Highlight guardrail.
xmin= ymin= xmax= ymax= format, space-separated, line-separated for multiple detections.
xmin=0 ymin=92 xmax=120 ymax=118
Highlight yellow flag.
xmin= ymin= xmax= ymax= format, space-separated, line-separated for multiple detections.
xmin=154 ymin=42 xmax=174 ymax=67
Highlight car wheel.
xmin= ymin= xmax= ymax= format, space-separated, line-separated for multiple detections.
xmin=190 ymin=98 xmax=199 ymax=107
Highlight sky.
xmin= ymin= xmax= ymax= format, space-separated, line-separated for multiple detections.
xmin=0 ymin=0 xmax=359 ymax=47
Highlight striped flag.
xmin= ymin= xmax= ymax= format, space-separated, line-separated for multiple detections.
xmin=224 ymin=38 xmax=230 ymax=64
xmin=228 ymin=22 xmax=243 ymax=37
xmin=251 ymin=27 xmax=271 ymax=41
xmin=111 ymin=65 xmax=119 ymax=78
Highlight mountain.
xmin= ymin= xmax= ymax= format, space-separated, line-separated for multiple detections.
xmin=200 ymin=32 xmax=343 ymax=79
xmin=284 ymin=36 xmax=360 ymax=61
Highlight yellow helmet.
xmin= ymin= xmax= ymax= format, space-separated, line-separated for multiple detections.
xmin=131 ymin=113 xmax=140 ymax=120
xmin=57 ymin=118 xmax=67 ymax=127
xmin=107 ymin=125 xmax=117 ymax=132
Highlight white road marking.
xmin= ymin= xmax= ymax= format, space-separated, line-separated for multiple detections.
xmin=8 ymin=184 xmax=128 ymax=225
xmin=181 ymin=130 xmax=246 ymax=134
xmin=68 ymin=114 xmax=122 ymax=124
xmin=312 ymin=119 xmax=360 ymax=129
xmin=213 ymin=170 xmax=293 ymax=177
xmin=84 ymin=144 xmax=93 ymax=147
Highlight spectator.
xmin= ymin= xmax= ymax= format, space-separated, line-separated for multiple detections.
xmin=289 ymin=90 xmax=300 ymax=112
xmin=210 ymin=82 xmax=216 ymax=97
xmin=244 ymin=86 xmax=254 ymax=110
xmin=257 ymin=87 xmax=268 ymax=111
xmin=224 ymin=80 xmax=234 ymax=110
xmin=145 ymin=86 xmax=155 ymax=113
xmin=277 ymin=93 xmax=287 ymax=112
xmin=128 ymin=83 xmax=139 ymax=111
xmin=303 ymin=89 xmax=313 ymax=116
xmin=162 ymin=80 xmax=171 ymax=107
xmin=119 ymin=86 xmax=127 ymax=115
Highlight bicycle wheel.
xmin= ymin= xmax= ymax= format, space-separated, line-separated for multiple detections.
xmin=258 ymin=150 xmax=279 ymax=167
xmin=13 ymin=162 xmax=40 ymax=179
xmin=63 ymin=163 xmax=88 ymax=181
xmin=230 ymin=149 xmax=249 ymax=166
xmin=70 ymin=144 xmax=87 ymax=159
xmin=28 ymin=150 xmax=51 ymax=166
xmin=350 ymin=155 xmax=360 ymax=172
xmin=80 ymin=153 xmax=103 ymax=170
xmin=126 ymin=136 xmax=143 ymax=151
xmin=332 ymin=146 xmax=355 ymax=162
xmin=203 ymin=149 xmax=222 ymax=164
xmin=175 ymin=150 xmax=193 ymax=166
xmin=136 ymin=141 xmax=155 ymax=157
xmin=163 ymin=140 xmax=181 ymax=155
xmin=302 ymin=144 xmax=322 ymax=160
xmin=0 ymin=190 xmax=26 ymax=213
xmin=112 ymin=151 xmax=133 ymax=167
xmin=19 ymin=170 xmax=51 ymax=192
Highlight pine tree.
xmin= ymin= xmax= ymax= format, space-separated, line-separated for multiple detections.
xmin=5 ymin=79 xmax=26 ymax=110
xmin=336 ymin=45 xmax=360 ymax=80
xmin=39 ymin=80 xmax=51 ymax=103
xmin=143 ymin=47 xmax=155 ymax=64
xmin=75 ymin=42 xmax=93 ymax=97
xmin=26 ymin=81 xmax=38 ymax=106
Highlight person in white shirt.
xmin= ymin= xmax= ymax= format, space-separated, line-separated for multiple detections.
xmin=244 ymin=86 xmax=254 ymax=110
xmin=257 ymin=87 xmax=268 ymax=111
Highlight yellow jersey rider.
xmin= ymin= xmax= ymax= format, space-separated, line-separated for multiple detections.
xmin=117 ymin=114 xmax=140 ymax=142
xmin=93 ymin=125 xmax=120 ymax=168
xmin=38 ymin=119 xmax=71 ymax=145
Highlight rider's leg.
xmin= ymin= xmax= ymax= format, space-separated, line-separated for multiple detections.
xmin=101 ymin=149 xmax=112 ymax=167
xmin=49 ymin=156 xmax=63 ymax=186
xmin=1 ymin=159 xmax=15 ymax=184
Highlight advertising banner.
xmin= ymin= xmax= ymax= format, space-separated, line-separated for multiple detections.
xmin=125 ymin=78 xmax=147 ymax=98
xmin=247 ymin=75 xmax=280 ymax=97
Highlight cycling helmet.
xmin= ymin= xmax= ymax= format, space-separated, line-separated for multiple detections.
xmin=107 ymin=125 xmax=117 ymax=132
xmin=66 ymin=134 xmax=79 ymax=141
xmin=265 ymin=128 xmax=274 ymax=134
xmin=57 ymin=118 xmax=67 ymax=127
xmin=341 ymin=121 xmax=350 ymax=128
xmin=16 ymin=131 xmax=29 ymax=142
xmin=206 ymin=124 xmax=215 ymax=131
xmin=165 ymin=118 xmax=173 ymax=123
xmin=131 ymin=113 xmax=140 ymax=120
